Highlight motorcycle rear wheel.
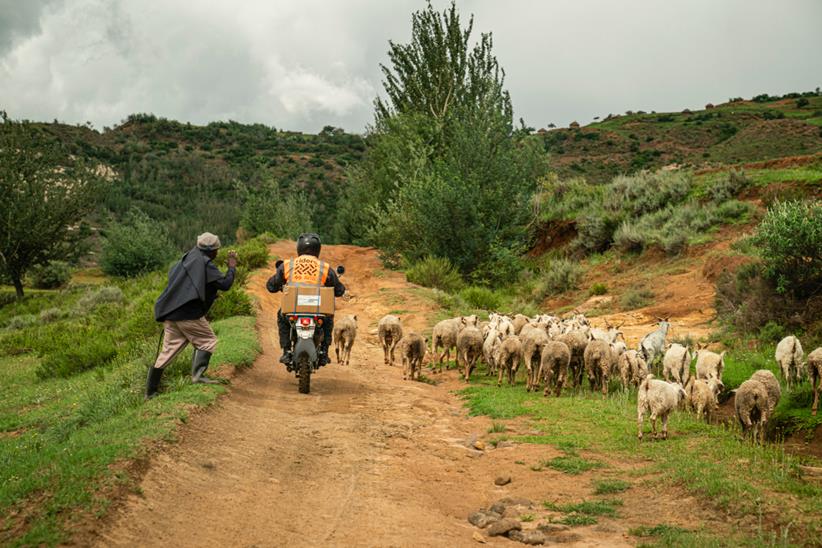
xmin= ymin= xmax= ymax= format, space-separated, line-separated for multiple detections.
xmin=298 ymin=355 xmax=311 ymax=394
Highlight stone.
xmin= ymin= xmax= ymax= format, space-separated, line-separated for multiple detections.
xmin=537 ymin=523 xmax=570 ymax=533
xmin=544 ymin=532 xmax=583 ymax=544
xmin=508 ymin=530 xmax=545 ymax=545
xmin=489 ymin=502 xmax=507 ymax=515
xmin=468 ymin=510 xmax=500 ymax=529
xmin=466 ymin=449 xmax=484 ymax=458
xmin=486 ymin=518 xmax=522 ymax=537
xmin=498 ymin=496 xmax=533 ymax=508
xmin=472 ymin=531 xmax=487 ymax=543
xmin=502 ymin=505 xmax=528 ymax=519
xmin=468 ymin=512 xmax=486 ymax=527
xmin=494 ymin=475 xmax=512 ymax=486
xmin=473 ymin=440 xmax=486 ymax=451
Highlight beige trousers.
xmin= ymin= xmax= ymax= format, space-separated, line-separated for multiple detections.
xmin=153 ymin=317 xmax=218 ymax=369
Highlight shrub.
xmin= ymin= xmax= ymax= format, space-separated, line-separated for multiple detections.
xmin=30 ymin=261 xmax=72 ymax=289
xmin=752 ymin=200 xmax=822 ymax=298
xmin=459 ymin=286 xmax=503 ymax=311
xmin=758 ymin=321 xmax=786 ymax=344
xmin=208 ymin=288 xmax=254 ymax=321
xmin=589 ymin=283 xmax=608 ymax=296
xmin=533 ymin=259 xmax=583 ymax=300
xmin=406 ymin=256 xmax=464 ymax=292
xmin=604 ymin=171 xmax=692 ymax=217
xmin=35 ymin=335 xmax=118 ymax=379
xmin=240 ymin=180 xmax=317 ymax=239
xmin=709 ymin=170 xmax=751 ymax=202
xmin=38 ymin=307 xmax=64 ymax=323
xmin=5 ymin=314 xmax=38 ymax=331
xmin=620 ymin=287 xmax=654 ymax=310
xmin=101 ymin=210 xmax=175 ymax=277
xmin=217 ymin=238 xmax=269 ymax=270
xmin=75 ymin=286 xmax=125 ymax=313
xmin=575 ymin=209 xmax=620 ymax=253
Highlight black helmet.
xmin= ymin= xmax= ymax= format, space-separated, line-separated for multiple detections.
xmin=296 ymin=233 xmax=321 ymax=257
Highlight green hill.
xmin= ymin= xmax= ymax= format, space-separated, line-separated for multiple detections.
xmin=539 ymin=91 xmax=822 ymax=183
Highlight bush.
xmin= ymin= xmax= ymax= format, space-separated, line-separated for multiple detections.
xmin=620 ymin=287 xmax=654 ymax=310
xmin=709 ymin=170 xmax=751 ymax=202
xmin=30 ymin=261 xmax=72 ymax=289
xmin=758 ymin=321 xmax=786 ymax=344
xmin=5 ymin=314 xmax=38 ymax=331
xmin=75 ymin=286 xmax=125 ymax=313
xmin=240 ymin=180 xmax=317 ymax=239
xmin=459 ymin=286 xmax=503 ymax=311
xmin=533 ymin=259 xmax=583 ymax=300
xmin=604 ymin=171 xmax=692 ymax=217
xmin=217 ymin=238 xmax=269 ymax=270
xmin=208 ymin=288 xmax=254 ymax=321
xmin=589 ymin=283 xmax=608 ymax=296
xmin=752 ymin=200 xmax=822 ymax=298
xmin=101 ymin=210 xmax=175 ymax=277
xmin=36 ymin=335 xmax=118 ymax=379
xmin=406 ymin=256 xmax=464 ymax=292
xmin=38 ymin=307 xmax=64 ymax=323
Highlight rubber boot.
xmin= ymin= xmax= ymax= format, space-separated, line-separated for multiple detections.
xmin=280 ymin=349 xmax=294 ymax=369
xmin=191 ymin=349 xmax=221 ymax=384
xmin=145 ymin=366 xmax=164 ymax=400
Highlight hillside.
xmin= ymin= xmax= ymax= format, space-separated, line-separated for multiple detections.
xmin=539 ymin=91 xmax=822 ymax=182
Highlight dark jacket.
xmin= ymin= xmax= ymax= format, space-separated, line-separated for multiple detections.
xmin=266 ymin=257 xmax=345 ymax=297
xmin=154 ymin=247 xmax=236 ymax=322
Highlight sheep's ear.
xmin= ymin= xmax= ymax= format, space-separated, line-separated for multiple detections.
xmin=353 ymin=315 xmax=358 ymax=321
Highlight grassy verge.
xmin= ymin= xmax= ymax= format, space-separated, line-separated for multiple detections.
xmin=459 ymin=373 xmax=822 ymax=545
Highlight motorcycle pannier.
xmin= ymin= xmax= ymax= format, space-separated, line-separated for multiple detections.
xmin=281 ymin=286 xmax=335 ymax=315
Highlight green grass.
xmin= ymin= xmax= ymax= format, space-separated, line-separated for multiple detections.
xmin=544 ymin=498 xmax=622 ymax=516
xmin=593 ymin=479 xmax=631 ymax=495
xmin=488 ymin=422 xmax=507 ymax=433
xmin=458 ymin=379 xmax=822 ymax=544
xmin=544 ymin=453 xmax=605 ymax=475
xmin=555 ymin=513 xmax=597 ymax=526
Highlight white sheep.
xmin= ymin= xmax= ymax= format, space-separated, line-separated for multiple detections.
xmin=377 ymin=315 xmax=403 ymax=367
xmin=734 ymin=378 xmax=770 ymax=444
xmin=482 ymin=326 xmax=503 ymax=376
xmin=332 ymin=314 xmax=357 ymax=366
xmin=749 ymin=369 xmax=781 ymax=416
xmin=457 ymin=325 xmax=484 ymax=382
xmin=538 ymin=340 xmax=571 ymax=397
xmin=775 ymin=335 xmax=804 ymax=388
xmin=662 ymin=344 xmax=691 ymax=385
xmin=496 ymin=335 xmax=523 ymax=387
xmin=618 ymin=350 xmax=648 ymax=390
xmin=695 ymin=347 xmax=725 ymax=384
xmin=399 ymin=332 xmax=427 ymax=381
xmin=511 ymin=314 xmax=531 ymax=335
xmin=637 ymin=374 xmax=686 ymax=441
xmin=807 ymin=347 xmax=822 ymax=416
xmin=685 ymin=377 xmax=721 ymax=422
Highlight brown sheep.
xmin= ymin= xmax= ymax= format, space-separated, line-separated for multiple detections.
xmin=332 ymin=314 xmax=357 ymax=366
xmin=809 ymin=348 xmax=822 ymax=416
xmin=521 ymin=327 xmax=550 ymax=392
xmin=378 ymin=315 xmax=403 ymax=366
xmin=558 ymin=330 xmax=589 ymax=388
xmin=584 ymin=339 xmax=614 ymax=395
xmin=618 ymin=350 xmax=648 ymax=391
xmin=399 ymin=332 xmax=427 ymax=381
xmin=457 ymin=325 xmax=484 ymax=382
xmin=539 ymin=341 xmax=571 ymax=397
xmin=496 ymin=335 xmax=523 ymax=387
xmin=430 ymin=315 xmax=479 ymax=373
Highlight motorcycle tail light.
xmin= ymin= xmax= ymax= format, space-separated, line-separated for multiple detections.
xmin=288 ymin=315 xmax=297 ymax=321
xmin=316 ymin=317 xmax=323 ymax=325
xmin=300 ymin=317 xmax=311 ymax=327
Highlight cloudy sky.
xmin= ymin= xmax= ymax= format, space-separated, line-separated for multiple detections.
xmin=1 ymin=0 xmax=820 ymax=133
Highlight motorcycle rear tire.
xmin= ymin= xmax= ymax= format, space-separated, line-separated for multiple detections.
xmin=298 ymin=355 xmax=311 ymax=394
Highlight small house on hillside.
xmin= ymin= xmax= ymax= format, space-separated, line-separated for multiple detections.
xmin=569 ymin=121 xmax=580 ymax=129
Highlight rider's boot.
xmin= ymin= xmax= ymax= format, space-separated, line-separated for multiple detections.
xmin=279 ymin=348 xmax=294 ymax=370
xmin=191 ymin=349 xmax=221 ymax=384
xmin=145 ymin=366 xmax=164 ymax=400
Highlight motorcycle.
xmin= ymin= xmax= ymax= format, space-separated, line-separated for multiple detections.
xmin=285 ymin=265 xmax=345 ymax=394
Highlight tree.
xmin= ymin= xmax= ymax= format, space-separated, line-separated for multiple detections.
xmin=335 ymin=2 xmax=545 ymax=278
xmin=0 ymin=113 xmax=104 ymax=298
xmin=240 ymin=180 xmax=317 ymax=239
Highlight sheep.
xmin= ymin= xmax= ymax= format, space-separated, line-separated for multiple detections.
xmin=775 ymin=335 xmax=804 ymax=388
xmin=457 ymin=325 xmax=484 ymax=382
xmin=684 ymin=377 xmax=721 ymax=421
xmin=430 ymin=315 xmax=478 ymax=373
xmin=521 ymin=327 xmax=550 ymax=392
xmin=749 ymin=370 xmax=781 ymax=416
xmin=332 ymin=314 xmax=357 ymax=366
xmin=639 ymin=319 xmax=671 ymax=366
xmin=637 ymin=374 xmax=686 ymax=441
xmin=734 ymin=378 xmax=770 ymax=444
xmin=808 ymin=347 xmax=822 ymax=416
xmin=488 ymin=313 xmax=515 ymax=338
xmin=496 ymin=335 xmax=523 ymax=386
xmin=584 ymin=339 xmax=615 ymax=394
xmin=662 ymin=344 xmax=691 ymax=385
xmin=511 ymin=314 xmax=531 ymax=335
xmin=377 ymin=315 xmax=403 ymax=367
xmin=695 ymin=347 xmax=725 ymax=384
xmin=538 ymin=341 xmax=571 ymax=397
xmin=482 ymin=327 xmax=503 ymax=376
xmin=399 ymin=332 xmax=427 ymax=381
xmin=590 ymin=320 xmax=624 ymax=344
xmin=558 ymin=330 xmax=590 ymax=388
xmin=618 ymin=350 xmax=648 ymax=390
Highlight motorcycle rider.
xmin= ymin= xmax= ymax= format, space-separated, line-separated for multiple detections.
xmin=266 ymin=233 xmax=345 ymax=368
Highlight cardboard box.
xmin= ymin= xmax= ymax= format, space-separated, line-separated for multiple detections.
xmin=281 ymin=286 xmax=336 ymax=315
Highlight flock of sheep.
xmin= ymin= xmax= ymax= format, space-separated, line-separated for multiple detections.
xmin=334 ymin=311 xmax=822 ymax=444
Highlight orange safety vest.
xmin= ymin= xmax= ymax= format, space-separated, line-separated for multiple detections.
xmin=284 ymin=255 xmax=330 ymax=287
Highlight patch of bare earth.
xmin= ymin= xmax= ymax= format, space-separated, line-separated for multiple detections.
xmin=88 ymin=243 xmax=733 ymax=547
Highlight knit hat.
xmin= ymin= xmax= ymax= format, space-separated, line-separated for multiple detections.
xmin=196 ymin=232 xmax=221 ymax=251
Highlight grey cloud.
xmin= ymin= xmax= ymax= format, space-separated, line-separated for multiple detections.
xmin=0 ymin=0 xmax=820 ymax=132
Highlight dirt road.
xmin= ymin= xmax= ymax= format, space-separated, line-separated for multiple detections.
xmin=93 ymin=243 xmax=707 ymax=547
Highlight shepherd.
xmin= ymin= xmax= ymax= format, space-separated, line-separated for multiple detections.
xmin=145 ymin=232 xmax=237 ymax=399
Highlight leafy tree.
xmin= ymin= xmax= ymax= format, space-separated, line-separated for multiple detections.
xmin=100 ymin=209 xmax=175 ymax=277
xmin=336 ymin=2 xmax=545 ymax=277
xmin=0 ymin=113 xmax=103 ymax=297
